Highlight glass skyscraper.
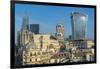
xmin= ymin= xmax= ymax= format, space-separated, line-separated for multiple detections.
xmin=21 ymin=15 xmax=29 ymax=31
xmin=30 ymin=24 xmax=39 ymax=34
xmin=71 ymin=12 xmax=88 ymax=40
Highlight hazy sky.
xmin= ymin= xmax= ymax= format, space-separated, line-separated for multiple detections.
xmin=15 ymin=4 xmax=95 ymax=44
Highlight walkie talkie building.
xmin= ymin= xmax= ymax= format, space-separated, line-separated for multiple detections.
xmin=71 ymin=12 xmax=88 ymax=40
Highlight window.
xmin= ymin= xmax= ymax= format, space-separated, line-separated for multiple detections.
xmin=30 ymin=52 xmax=32 ymax=56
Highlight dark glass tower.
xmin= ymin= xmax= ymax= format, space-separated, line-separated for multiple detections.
xmin=71 ymin=12 xmax=88 ymax=40
xmin=30 ymin=24 xmax=39 ymax=34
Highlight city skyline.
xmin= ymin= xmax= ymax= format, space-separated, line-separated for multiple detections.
xmin=15 ymin=4 xmax=95 ymax=44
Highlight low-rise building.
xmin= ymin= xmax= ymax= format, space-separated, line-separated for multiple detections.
xmin=33 ymin=34 xmax=51 ymax=51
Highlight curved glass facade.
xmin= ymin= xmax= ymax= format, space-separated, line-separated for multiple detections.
xmin=71 ymin=12 xmax=87 ymax=40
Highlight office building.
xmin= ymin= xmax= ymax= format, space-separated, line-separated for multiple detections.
xmin=30 ymin=24 xmax=39 ymax=34
xmin=20 ymin=15 xmax=31 ymax=46
xmin=56 ymin=24 xmax=64 ymax=41
xmin=71 ymin=12 xmax=87 ymax=40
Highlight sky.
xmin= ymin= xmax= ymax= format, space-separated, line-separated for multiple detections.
xmin=15 ymin=3 xmax=95 ymax=44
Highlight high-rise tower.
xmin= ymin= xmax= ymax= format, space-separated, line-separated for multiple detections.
xmin=56 ymin=24 xmax=64 ymax=42
xmin=71 ymin=12 xmax=87 ymax=40
xmin=21 ymin=15 xmax=29 ymax=31
xmin=30 ymin=24 xmax=39 ymax=34
xmin=20 ymin=15 xmax=31 ymax=46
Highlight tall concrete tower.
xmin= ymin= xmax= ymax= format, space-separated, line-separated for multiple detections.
xmin=56 ymin=24 xmax=64 ymax=42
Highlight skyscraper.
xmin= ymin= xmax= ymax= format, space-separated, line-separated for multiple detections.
xmin=56 ymin=24 xmax=64 ymax=41
xmin=30 ymin=24 xmax=39 ymax=34
xmin=20 ymin=15 xmax=30 ymax=46
xmin=21 ymin=15 xmax=29 ymax=31
xmin=71 ymin=12 xmax=88 ymax=40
